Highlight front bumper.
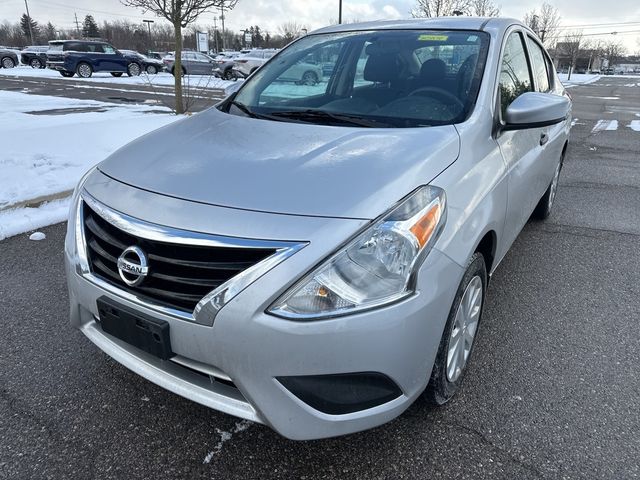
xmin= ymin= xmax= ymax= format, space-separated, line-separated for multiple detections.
xmin=65 ymin=172 xmax=463 ymax=439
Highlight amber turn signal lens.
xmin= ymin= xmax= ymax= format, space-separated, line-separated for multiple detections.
xmin=410 ymin=204 xmax=441 ymax=248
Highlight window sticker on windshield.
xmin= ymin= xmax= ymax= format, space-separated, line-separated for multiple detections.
xmin=418 ymin=34 xmax=449 ymax=41
xmin=467 ymin=35 xmax=479 ymax=42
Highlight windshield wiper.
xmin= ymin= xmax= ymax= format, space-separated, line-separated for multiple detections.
xmin=270 ymin=109 xmax=393 ymax=128
xmin=228 ymin=100 xmax=286 ymax=122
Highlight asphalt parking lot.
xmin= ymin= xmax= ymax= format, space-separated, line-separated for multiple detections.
xmin=1 ymin=77 xmax=639 ymax=479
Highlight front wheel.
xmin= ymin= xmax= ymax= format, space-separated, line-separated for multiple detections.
xmin=299 ymin=71 xmax=318 ymax=85
xmin=76 ymin=62 xmax=93 ymax=78
xmin=127 ymin=62 xmax=141 ymax=76
xmin=424 ymin=252 xmax=487 ymax=406
xmin=29 ymin=58 xmax=43 ymax=69
xmin=1 ymin=56 xmax=16 ymax=69
xmin=533 ymin=151 xmax=564 ymax=220
xmin=146 ymin=65 xmax=158 ymax=75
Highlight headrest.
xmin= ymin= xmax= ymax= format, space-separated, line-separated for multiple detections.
xmin=363 ymin=54 xmax=399 ymax=83
xmin=420 ymin=58 xmax=447 ymax=81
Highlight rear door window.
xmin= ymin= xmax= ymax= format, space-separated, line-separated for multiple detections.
xmin=527 ymin=37 xmax=551 ymax=92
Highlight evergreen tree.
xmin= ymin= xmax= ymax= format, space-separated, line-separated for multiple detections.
xmin=20 ymin=13 xmax=39 ymax=42
xmin=43 ymin=22 xmax=57 ymax=41
xmin=82 ymin=15 xmax=100 ymax=38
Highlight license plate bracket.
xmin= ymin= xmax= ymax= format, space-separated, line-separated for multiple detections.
xmin=97 ymin=297 xmax=174 ymax=360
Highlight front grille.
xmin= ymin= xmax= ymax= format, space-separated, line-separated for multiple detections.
xmin=82 ymin=202 xmax=276 ymax=313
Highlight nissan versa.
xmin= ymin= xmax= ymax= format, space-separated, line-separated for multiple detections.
xmin=65 ymin=18 xmax=571 ymax=440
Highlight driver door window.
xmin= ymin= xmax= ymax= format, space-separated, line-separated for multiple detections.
xmin=499 ymin=32 xmax=533 ymax=117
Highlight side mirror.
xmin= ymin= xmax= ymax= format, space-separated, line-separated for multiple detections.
xmin=503 ymin=92 xmax=570 ymax=130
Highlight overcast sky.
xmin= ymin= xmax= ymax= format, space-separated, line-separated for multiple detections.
xmin=1 ymin=0 xmax=638 ymax=51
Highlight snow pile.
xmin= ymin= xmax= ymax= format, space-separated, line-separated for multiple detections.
xmin=0 ymin=65 xmax=235 ymax=91
xmin=0 ymin=90 xmax=181 ymax=240
xmin=557 ymin=73 xmax=601 ymax=87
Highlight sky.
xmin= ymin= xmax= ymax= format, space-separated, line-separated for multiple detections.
xmin=1 ymin=0 xmax=639 ymax=52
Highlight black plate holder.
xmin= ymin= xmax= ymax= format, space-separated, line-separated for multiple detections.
xmin=97 ymin=296 xmax=174 ymax=360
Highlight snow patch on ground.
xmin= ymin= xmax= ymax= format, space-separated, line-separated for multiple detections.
xmin=0 ymin=90 xmax=180 ymax=210
xmin=203 ymin=420 xmax=253 ymax=464
xmin=0 ymin=198 xmax=70 ymax=241
xmin=628 ymin=120 xmax=640 ymax=132
xmin=0 ymin=90 xmax=182 ymax=239
xmin=0 ymin=65 xmax=236 ymax=91
xmin=557 ymin=73 xmax=601 ymax=88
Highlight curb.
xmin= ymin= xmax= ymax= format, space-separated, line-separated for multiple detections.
xmin=0 ymin=190 xmax=73 ymax=213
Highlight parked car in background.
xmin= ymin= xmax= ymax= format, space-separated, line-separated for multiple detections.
xmin=212 ymin=51 xmax=243 ymax=80
xmin=163 ymin=51 xmax=217 ymax=76
xmin=0 ymin=47 xmax=19 ymax=69
xmin=146 ymin=51 xmax=169 ymax=60
xmin=20 ymin=45 xmax=49 ymax=68
xmin=233 ymin=49 xmax=278 ymax=77
xmin=66 ymin=18 xmax=571 ymax=440
xmin=120 ymin=50 xmax=165 ymax=74
xmin=46 ymin=40 xmax=141 ymax=78
xmin=278 ymin=56 xmax=323 ymax=85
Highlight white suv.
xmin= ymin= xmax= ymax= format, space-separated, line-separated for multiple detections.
xmin=234 ymin=49 xmax=278 ymax=76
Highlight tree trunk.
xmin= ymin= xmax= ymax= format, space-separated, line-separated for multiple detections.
xmin=173 ymin=22 xmax=184 ymax=114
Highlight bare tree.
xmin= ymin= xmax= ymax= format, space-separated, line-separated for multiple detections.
xmin=523 ymin=2 xmax=561 ymax=47
xmin=602 ymin=40 xmax=627 ymax=70
xmin=411 ymin=0 xmax=471 ymax=18
xmin=469 ymin=0 xmax=500 ymax=17
xmin=121 ymin=0 xmax=239 ymax=114
xmin=561 ymin=30 xmax=584 ymax=80
xmin=278 ymin=21 xmax=306 ymax=45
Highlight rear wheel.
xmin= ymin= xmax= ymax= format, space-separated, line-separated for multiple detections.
xmin=29 ymin=57 xmax=43 ymax=69
xmin=127 ymin=62 xmax=141 ymax=76
xmin=171 ymin=66 xmax=186 ymax=77
xmin=299 ymin=71 xmax=318 ymax=85
xmin=146 ymin=65 xmax=158 ymax=75
xmin=533 ymin=151 xmax=565 ymax=220
xmin=1 ymin=56 xmax=16 ymax=69
xmin=424 ymin=253 xmax=487 ymax=406
xmin=60 ymin=70 xmax=74 ymax=77
xmin=76 ymin=62 xmax=93 ymax=78
xmin=110 ymin=72 xmax=123 ymax=77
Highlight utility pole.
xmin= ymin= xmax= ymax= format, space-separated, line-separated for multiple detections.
xmin=74 ymin=13 xmax=81 ymax=37
xmin=213 ymin=17 xmax=219 ymax=53
xmin=220 ymin=5 xmax=226 ymax=49
xmin=24 ymin=0 xmax=34 ymax=44
xmin=338 ymin=0 xmax=343 ymax=24
xmin=143 ymin=19 xmax=154 ymax=50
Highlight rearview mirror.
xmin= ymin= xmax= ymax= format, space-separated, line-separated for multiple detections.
xmin=503 ymin=92 xmax=570 ymax=130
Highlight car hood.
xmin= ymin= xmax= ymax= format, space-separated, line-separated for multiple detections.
xmin=98 ymin=108 xmax=460 ymax=220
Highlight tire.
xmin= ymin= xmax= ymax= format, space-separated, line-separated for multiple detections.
xmin=171 ymin=67 xmax=186 ymax=77
xmin=300 ymin=71 xmax=318 ymax=85
xmin=1 ymin=56 xmax=16 ymax=69
xmin=110 ymin=72 xmax=123 ymax=77
xmin=127 ymin=62 xmax=141 ymax=77
xmin=146 ymin=65 xmax=158 ymax=75
xmin=29 ymin=57 xmax=42 ymax=69
xmin=223 ymin=69 xmax=234 ymax=81
xmin=76 ymin=62 xmax=93 ymax=78
xmin=424 ymin=252 xmax=487 ymax=406
xmin=532 ymin=150 xmax=565 ymax=220
xmin=60 ymin=71 xmax=74 ymax=77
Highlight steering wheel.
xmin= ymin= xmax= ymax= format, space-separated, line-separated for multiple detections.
xmin=409 ymin=87 xmax=465 ymax=111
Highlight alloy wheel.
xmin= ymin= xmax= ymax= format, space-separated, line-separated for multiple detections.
xmin=446 ymin=275 xmax=483 ymax=382
xmin=30 ymin=58 xmax=41 ymax=68
xmin=2 ymin=57 xmax=15 ymax=68
xmin=78 ymin=63 xmax=92 ymax=78
xmin=548 ymin=161 xmax=562 ymax=210
xmin=129 ymin=63 xmax=141 ymax=76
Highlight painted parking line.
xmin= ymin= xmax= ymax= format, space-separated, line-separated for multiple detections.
xmin=591 ymin=119 xmax=619 ymax=133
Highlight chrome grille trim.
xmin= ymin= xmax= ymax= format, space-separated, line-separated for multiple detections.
xmin=77 ymin=191 xmax=307 ymax=325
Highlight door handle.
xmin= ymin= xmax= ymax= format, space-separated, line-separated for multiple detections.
xmin=540 ymin=133 xmax=549 ymax=146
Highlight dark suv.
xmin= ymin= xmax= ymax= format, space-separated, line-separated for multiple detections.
xmin=47 ymin=40 xmax=140 ymax=78
xmin=21 ymin=45 xmax=49 ymax=68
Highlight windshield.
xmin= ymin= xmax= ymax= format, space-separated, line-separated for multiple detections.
xmin=230 ymin=29 xmax=489 ymax=128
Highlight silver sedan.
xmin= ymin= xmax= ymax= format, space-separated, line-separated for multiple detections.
xmin=65 ymin=17 xmax=571 ymax=440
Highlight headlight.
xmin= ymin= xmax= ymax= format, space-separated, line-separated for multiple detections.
xmin=268 ymin=186 xmax=446 ymax=320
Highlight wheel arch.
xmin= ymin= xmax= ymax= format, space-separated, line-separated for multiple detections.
xmin=473 ymin=230 xmax=497 ymax=275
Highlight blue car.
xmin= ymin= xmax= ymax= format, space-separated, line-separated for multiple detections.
xmin=46 ymin=40 xmax=142 ymax=78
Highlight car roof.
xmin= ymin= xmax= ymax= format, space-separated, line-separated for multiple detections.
xmin=311 ymin=17 xmax=524 ymax=36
